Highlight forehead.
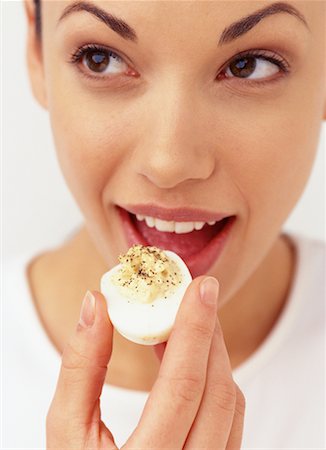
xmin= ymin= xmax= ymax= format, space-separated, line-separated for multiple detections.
xmin=42 ymin=1 xmax=323 ymax=58
xmin=42 ymin=1 xmax=320 ymax=29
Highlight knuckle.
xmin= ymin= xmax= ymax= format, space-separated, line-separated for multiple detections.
xmin=62 ymin=341 xmax=108 ymax=373
xmin=188 ymin=320 xmax=213 ymax=342
xmin=168 ymin=373 xmax=204 ymax=403
xmin=62 ymin=341 xmax=92 ymax=371
xmin=209 ymin=378 xmax=237 ymax=413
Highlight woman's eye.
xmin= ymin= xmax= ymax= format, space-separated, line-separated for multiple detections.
xmin=225 ymin=55 xmax=281 ymax=80
xmin=81 ymin=48 xmax=128 ymax=74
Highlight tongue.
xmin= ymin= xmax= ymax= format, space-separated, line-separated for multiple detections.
xmin=133 ymin=217 xmax=226 ymax=258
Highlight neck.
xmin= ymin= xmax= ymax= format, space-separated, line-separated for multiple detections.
xmin=27 ymin=226 xmax=295 ymax=391
xmin=219 ymin=234 xmax=295 ymax=368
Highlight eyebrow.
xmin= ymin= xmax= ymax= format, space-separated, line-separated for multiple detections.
xmin=58 ymin=1 xmax=138 ymax=42
xmin=58 ymin=1 xmax=309 ymax=46
xmin=219 ymin=2 xmax=309 ymax=45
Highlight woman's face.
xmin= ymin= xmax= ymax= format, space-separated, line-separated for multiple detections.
xmin=26 ymin=1 xmax=325 ymax=303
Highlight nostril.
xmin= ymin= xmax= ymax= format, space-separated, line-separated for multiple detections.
xmin=133 ymin=135 xmax=216 ymax=188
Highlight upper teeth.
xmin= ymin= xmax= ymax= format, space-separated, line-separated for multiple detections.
xmin=135 ymin=214 xmax=216 ymax=234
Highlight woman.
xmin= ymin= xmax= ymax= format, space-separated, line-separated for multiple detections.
xmin=4 ymin=0 xmax=325 ymax=448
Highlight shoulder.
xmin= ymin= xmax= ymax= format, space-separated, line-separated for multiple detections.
xmin=289 ymin=232 xmax=325 ymax=286
xmin=286 ymin=232 xmax=325 ymax=330
xmin=3 ymin=250 xmax=54 ymax=330
xmin=292 ymin=232 xmax=325 ymax=256
xmin=3 ymin=253 xmax=34 ymax=308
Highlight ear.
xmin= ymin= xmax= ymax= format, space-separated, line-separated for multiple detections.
xmin=24 ymin=0 xmax=48 ymax=109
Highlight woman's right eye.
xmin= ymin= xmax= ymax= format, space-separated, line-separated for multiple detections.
xmin=83 ymin=49 xmax=127 ymax=74
xmin=70 ymin=45 xmax=131 ymax=77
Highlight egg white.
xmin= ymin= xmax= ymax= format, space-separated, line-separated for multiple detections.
xmin=100 ymin=249 xmax=192 ymax=345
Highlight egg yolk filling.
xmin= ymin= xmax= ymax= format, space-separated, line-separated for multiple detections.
xmin=111 ymin=245 xmax=182 ymax=303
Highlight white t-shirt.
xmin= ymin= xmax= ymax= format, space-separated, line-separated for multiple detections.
xmin=2 ymin=233 xmax=325 ymax=449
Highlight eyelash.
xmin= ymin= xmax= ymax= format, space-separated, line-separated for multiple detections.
xmin=70 ymin=44 xmax=118 ymax=66
xmin=219 ymin=48 xmax=290 ymax=87
xmin=69 ymin=44 xmax=136 ymax=83
xmin=69 ymin=43 xmax=290 ymax=86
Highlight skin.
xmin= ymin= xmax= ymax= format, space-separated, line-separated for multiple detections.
xmin=24 ymin=0 xmax=325 ymax=447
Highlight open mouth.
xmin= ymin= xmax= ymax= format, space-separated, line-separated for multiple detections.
xmin=117 ymin=206 xmax=235 ymax=277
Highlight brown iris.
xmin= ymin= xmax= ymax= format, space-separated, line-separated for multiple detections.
xmin=84 ymin=50 xmax=110 ymax=73
xmin=229 ymin=56 xmax=256 ymax=78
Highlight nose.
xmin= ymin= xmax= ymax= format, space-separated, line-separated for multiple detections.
xmin=133 ymin=81 xmax=216 ymax=190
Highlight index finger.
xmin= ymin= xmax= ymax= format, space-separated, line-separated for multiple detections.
xmin=47 ymin=291 xmax=113 ymax=428
xmin=125 ymin=276 xmax=219 ymax=449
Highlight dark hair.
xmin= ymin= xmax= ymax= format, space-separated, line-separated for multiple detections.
xmin=34 ymin=0 xmax=41 ymax=38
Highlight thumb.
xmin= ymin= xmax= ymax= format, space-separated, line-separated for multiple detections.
xmin=48 ymin=290 xmax=113 ymax=428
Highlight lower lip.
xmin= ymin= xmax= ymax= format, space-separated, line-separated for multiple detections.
xmin=117 ymin=207 xmax=235 ymax=277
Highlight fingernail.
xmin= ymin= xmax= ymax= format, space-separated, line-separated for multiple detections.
xmin=199 ymin=277 xmax=219 ymax=305
xmin=79 ymin=291 xmax=96 ymax=328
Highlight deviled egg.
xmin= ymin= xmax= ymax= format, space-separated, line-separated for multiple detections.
xmin=101 ymin=244 xmax=192 ymax=345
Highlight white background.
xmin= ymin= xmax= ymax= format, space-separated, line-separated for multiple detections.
xmin=2 ymin=1 xmax=326 ymax=261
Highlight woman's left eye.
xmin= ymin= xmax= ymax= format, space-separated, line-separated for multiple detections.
xmin=223 ymin=53 xmax=288 ymax=81
xmin=70 ymin=45 xmax=130 ymax=76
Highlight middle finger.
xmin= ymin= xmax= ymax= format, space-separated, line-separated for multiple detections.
xmin=184 ymin=317 xmax=237 ymax=449
xmin=126 ymin=276 xmax=219 ymax=449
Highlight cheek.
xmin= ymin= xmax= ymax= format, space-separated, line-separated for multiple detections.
xmin=231 ymin=45 xmax=324 ymax=230
xmin=47 ymin=91 xmax=134 ymax=212
xmin=43 ymin=44 xmax=141 ymax=214
xmin=241 ymin=121 xmax=316 ymax=221
xmin=215 ymin=83 xmax=322 ymax=302
xmin=225 ymin=91 xmax=322 ymax=235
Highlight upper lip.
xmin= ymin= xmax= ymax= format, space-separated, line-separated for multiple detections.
xmin=118 ymin=204 xmax=231 ymax=222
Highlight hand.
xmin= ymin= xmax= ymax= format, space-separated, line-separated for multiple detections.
xmin=46 ymin=276 xmax=245 ymax=449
